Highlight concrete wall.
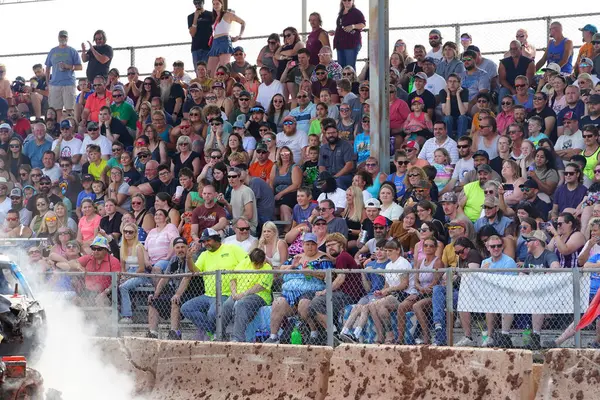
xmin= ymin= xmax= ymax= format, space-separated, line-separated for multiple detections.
xmin=535 ymin=349 xmax=600 ymax=400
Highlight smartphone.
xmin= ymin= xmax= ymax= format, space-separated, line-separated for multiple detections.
xmin=289 ymin=61 xmax=296 ymax=68
xmin=502 ymin=184 xmax=514 ymax=191
xmin=528 ymin=165 xmax=535 ymax=172
xmin=582 ymin=89 xmax=591 ymax=97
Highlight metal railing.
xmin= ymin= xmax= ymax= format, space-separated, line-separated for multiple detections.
xmin=0 ymin=12 xmax=598 ymax=79
xmin=35 ymin=267 xmax=599 ymax=349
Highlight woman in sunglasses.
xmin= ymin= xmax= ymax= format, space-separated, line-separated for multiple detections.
xmin=130 ymin=193 xmax=154 ymax=238
xmin=50 ymin=227 xmax=75 ymax=257
xmin=37 ymin=210 xmax=60 ymax=244
xmin=267 ymin=94 xmax=289 ymax=132
xmin=274 ymin=27 xmax=304 ymax=82
xmin=117 ymin=221 xmax=149 ymax=324
xmin=7 ymin=138 xmax=29 ymax=178
xmin=207 ymin=0 xmax=246 ymax=77
xmin=257 ymin=34 xmax=279 ymax=74
xmin=135 ymin=79 xmax=160 ymax=113
xmin=136 ymin=101 xmax=152 ymax=136
xmin=18 ymin=165 xmax=32 ymax=187
xmin=29 ymin=195 xmax=50 ymax=233
xmin=399 ymin=166 xmax=427 ymax=208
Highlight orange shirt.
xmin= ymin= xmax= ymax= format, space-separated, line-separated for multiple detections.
xmin=84 ymin=92 xmax=113 ymax=122
xmin=576 ymin=43 xmax=594 ymax=70
xmin=249 ymin=160 xmax=274 ymax=182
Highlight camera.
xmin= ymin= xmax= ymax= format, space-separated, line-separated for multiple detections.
xmin=10 ymin=77 xmax=27 ymax=94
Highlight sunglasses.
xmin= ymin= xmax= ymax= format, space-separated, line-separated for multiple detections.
xmin=484 ymin=190 xmax=495 ymax=195
xmin=408 ymin=173 xmax=420 ymax=178
xmin=131 ymin=201 xmax=142 ymax=205
xmin=296 ymin=95 xmax=308 ymax=99
xmin=515 ymin=84 xmax=527 ymax=88
xmin=454 ymin=248 xmax=465 ymax=256
xmin=160 ymin=76 xmax=170 ymax=80
xmin=268 ymin=41 xmax=277 ymax=45
xmin=395 ymin=160 xmax=409 ymax=165
xmin=228 ymin=175 xmax=239 ymax=179
xmin=138 ymin=153 xmax=150 ymax=158
xmin=5 ymin=217 xmax=17 ymax=222
xmin=92 ymin=83 xmax=103 ymax=87
xmin=123 ymin=230 xmax=135 ymax=235
xmin=583 ymin=134 xmax=596 ymax=139
xmin=144 ymin=82 xmax=152 ymax=86
xmin=462 ymin=57 xmax=473 ymax=62
xmin=9 ymin=144 xmax=20 ymax=148
xmin=508 ymin=130 xmax=520 ymax=134
xmin=31 ymin=173 xmax=41 ymax=177
xmin=113 ymin=94 xmax=123 ymax=98
xmin=315 ymin=71 xmax=326 ymax=76
xmin=564 ymin=171 xmax=577 ymax=176
xmin=239 ymin=98 xmax=250 ymax=102
xmin=482 ymin=205 xmax=496 ymax=210
xmin=489 ymin=244 xmax=503 ymax=249
xmin=533 ymin=97 xmax=545 ymax=101
xmin=59 ymin=231 xmax=70 ymax=235
xmin=66 ymin=244 xmax=78 ymax=249
xmin=477 ymin=99 xmax=489 ymax=103
xmin=210 ymin=122 xmax=222 ymax=127
xmin=237 ymin=227 xmax=250 ymax=231
xmin=457 ymin=145 xmax=470 ymax=149
xmin=88 ymin=128 xmax=99 ymax=131
xmin=366 ymin=163 xmax=377 ymax=167
xmin=154 ymin=62 xmax=163 ymax=66
xmin=90 ymin=246 xmax=105 ymax=252
xmin=501 ymin=101 xmax=513 ymax=106
xmin=284 ymin=34 xmax=293 ymax=38
xmin=314 ymin=222 xmax=327 ymax=226
xmin=283 ymin=121 xmax=294 ymax=126
xmin=28 ymin=250 xmax=41 ymax=255
xmin=215 ymin=72 xmax=225 ymax=76
xmin=190 ymin=113 xmax=200 ymax=116
xmin=127 ymin=72 xmax=136 ymax=76
xmin=112 ymin=148 xmax=122 ymax=152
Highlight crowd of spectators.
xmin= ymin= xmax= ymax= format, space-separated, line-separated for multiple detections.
xmin=0 ymin=0 xmax=600 ymax=348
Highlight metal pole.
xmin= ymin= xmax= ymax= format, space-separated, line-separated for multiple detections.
xmin=325 ymin=269 xmax=334 ymax=347
xmin=130 ymin=47 xmax=135 ymax=68
xmin=301 ymin=0 xmax=307 ymax=41
xmin=572 ymin=268 xmax=581 ymax=348
xmin=111 ymin=272 xmax=119 ymax=337
xmin=445 ymin=269 xmax=454 ymax=346
xmin=454 ymin=24 xmax=461 ymax=50
xmin=368 ymin=0 xmax=390 ymax=174
xmin=546 ymin=17 xmax=552 ymax=46
xmin=215 ymin=271 xmax=223 ymax=341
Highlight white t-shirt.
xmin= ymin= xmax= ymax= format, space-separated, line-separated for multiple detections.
xmin=223 ymin=235 xmax=258 ymax=253
xmin=384 ymin=255 xmax=412 ymax=286
xmin=276 ymin=130 xmax=309 ymax=163
xmin=380 ymin=202 xmax=404 ymax=221
xmin=554 ymin=130 xmax=584 ymax=153
xmin=419 ymin=73 xmax=446 ymax=97
xmin=452 ymin=157 xmax=475 ymax=184
xmin=257 ymin=80 xmax=284 ymax=109
xmin=426 ymin=48 xmax=443 ymax=62
xmin=317 ymin=187 xmax=347 ymax=209
xmin=52 ymin=137 xmax=84 ymax=171
xmin=81 ymin=135 xmax=112 ymax=157
xmin=42 ymin=164 xmax=61 ymax=183
xmin=362 ymin=190 xmax=373 ymax=203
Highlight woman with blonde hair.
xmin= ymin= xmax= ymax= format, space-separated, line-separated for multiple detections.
xmin=257 ymin=221 xmax=289 ymax=269
xmin=343 ymin=185 xmax=366 ymax=249
xmin=136 ymin=101 xmax=152 ymax=136
xmin=107 ymin=166 xmax=131 ymax=212
xmin=400 ymin=166 xmax=428 ymax=207
xmin=118 ymin=221 xmax=150 ymax=324
xmin=37 ymin=211 xmax=59 ymax=243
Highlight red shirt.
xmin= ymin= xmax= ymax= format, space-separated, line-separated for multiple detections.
xmin=13 ymin=118 xmax=31 ymax=139
xmin=78 ymin=253 xmax=121 ymax=292
xmin=389 ymin=98 xmax=410 ymax=131
xmin=84 ymin=92 xmax=113 ymax=122
xmin=335 ymin=251 xmax=364 ymax=301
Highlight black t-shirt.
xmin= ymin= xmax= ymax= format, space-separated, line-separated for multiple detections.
xmin=407 ymin=90 xmax=436 ymax=113
xmin=150 ymin=177 xmax=178 ymax=197
xmin=100 ymin=212 xmax=123 ymax=259
xmin=439 ymin=88 xmax=470 ymax=118
xmin=183 ymin=98 xmax=205 ymax=114
xmin=33 ymin=76 xmax=47 ymax=92
xmin=580 ymin=115 xmax=600 ymax=130
xmin=86 ymin=45 xmax=114 ymax=81
xmin=101 ymin=119 xmax=132 ymax=148
xmin=527 ymin=106 xmax=557 ymax=140
xmin=164 ymin=83 xmax=185 ymax=116
xmin=123 ymin=168 xmax=141 ymax=186
xmin=248 ymin=120 xmax=276 ymax=142
xmin=188 ymin=11 xmax=214 ymax=51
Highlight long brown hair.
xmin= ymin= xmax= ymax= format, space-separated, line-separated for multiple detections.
xmin=213 ymin=0 xmax=227 ymax=21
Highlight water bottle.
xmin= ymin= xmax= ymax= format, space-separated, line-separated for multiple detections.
xmin=523 ymin=326 xmax=532 ymax=347
xmin=290 ymin=327 xmax=302 ymax=345
xmin=358 ymin=230 xmax=368 ymax=246
xmin=482 ymin=330 xmax=488 ymax=344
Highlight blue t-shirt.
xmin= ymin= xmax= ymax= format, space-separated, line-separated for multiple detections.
xmin=45 ymin=46 xmax=82 ymax=86
xmin=513 ymin=93 xmax=534 ymax=112
xmin=365 ymin=260 xmax=388 ymax=294
xmin=557 ymin=102 xmax=586 ymax=128
xmin=386 ymin=173 xmax=407 ymax=200
xmin=354 ymin=132 xmax=371 ymax=164
xmin=588 ymin=253 xmax=600 ymax=297
xmin=482 ymin=253 xmax=518 ymax=275
xmin=290 ymin=103 xmax=316 ymax=134
xmin=529 ymin=132 xmax=549 ymax=147
xmin=23 ymin=140 xmax=52 ymax=169
xmin=292 ymin=203 xmax=317 ymax=225
xmin=76 ymin=190 xmax=96 ymax=208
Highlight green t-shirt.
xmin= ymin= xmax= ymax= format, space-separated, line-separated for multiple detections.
xmin=194 ymin=243 xmax=248 ymax=297
xmin=110 ymin=102 xmax=138 ymax=130
xmin=233 ymin=258 xmax=273 ymax=305
xmin=88 ymin=159 xmax=108 ymax=181
xmin=308 ymin=119 xmax=322 ymax=136
xmin=463 ymin=181 xmax=485 ymax=222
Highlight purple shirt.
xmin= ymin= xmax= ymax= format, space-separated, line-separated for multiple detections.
xmin=553 ymin=184 xmax=588 ymax=214
xmin=333 ymin=7 xmax=366 ymax=50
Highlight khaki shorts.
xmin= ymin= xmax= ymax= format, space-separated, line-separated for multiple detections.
xmin=49 ymin=85 xmax=76 ymax=110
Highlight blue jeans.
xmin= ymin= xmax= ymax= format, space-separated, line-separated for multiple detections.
xmin=443 ymin=115 xmax=471 ymax=139
xmin=119 ymin=260 xmax=170 ymax=318
xmin=192 ymin=49 xmax=210 ymax=67
xmin=337 ymin=45 xmax=361 ymax=70
xmin=432 ymin=285 xmax=459 ymax=345
xmin=335 ymin=174 xmax=353 ymax=191
xmin=181 ymin=294 xmax=228 ymax=333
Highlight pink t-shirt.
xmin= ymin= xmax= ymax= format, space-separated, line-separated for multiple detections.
xmin=78 ymin=214 xmax=101 ymax=242
xmin=144 ymin=223 xmax=179 ymax=264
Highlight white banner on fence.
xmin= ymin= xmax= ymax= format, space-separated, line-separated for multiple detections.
xmin=457 ymin=272 xmax=591 ymax=314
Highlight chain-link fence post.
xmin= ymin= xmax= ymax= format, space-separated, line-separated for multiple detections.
xmin=325 ymin=269 xmax=334 ymax=347
xmin=454 ymin=24 xmax=461 ymax=49
xmin=445 ymin=268 xmax=454 ymax=346
xmin=111 ymin=271 xmax=119 ymax=337
xmin=572 ymin=268 xmax=582 ymax=348
xmin=545 ymin=17 xmax=553 ymax=44
xmin=215 ymin=270 xmax=223 ymax=341
xmin=129 ymin=47 xmax=135 ymax=68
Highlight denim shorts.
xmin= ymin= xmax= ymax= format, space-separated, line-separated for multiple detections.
xmin=208 ymin=35 xmax=234 ymax=57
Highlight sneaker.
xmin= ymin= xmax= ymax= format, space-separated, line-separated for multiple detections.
xmin=542 ymin=339 xmax=558 ymax=349
xmin=482 ymin=336 xmax=494 ymax=347
xmin=588 ymin=341 xmax=600 ymax=349
xmin=308 ymin=333 xmax=327 ymax=346
xmin=455 ymin=336 xmax=476 ymax=347
xmin=145 ymin=331 xmax=158 ymax=339
xmin=167 ymin=330 xmax=182 ymax=340
xmin=525 ymin=333 xmax=541 ymax=350
xmin=338 ymin=332 xmax=357 ymax=344
xmin=414 ymin=338 xmax=424 ymax=345
xmin=495 ymin=333 xmax=514 ymax=349
xmin=119 ymin=317 xmax=133 ymax=324
xmin=264 ymin=337 xmax=280 ymax=344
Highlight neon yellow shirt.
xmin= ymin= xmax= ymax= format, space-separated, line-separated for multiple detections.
xmin=463 ymin=181 xmax=485 ymax=222
xmin=194 ymin=243 xmax=247 ymax=297
xmin=232 ymin=258 xmax=273 ymax=305
xmin=88 ymin=159 xmax=108 ymax=181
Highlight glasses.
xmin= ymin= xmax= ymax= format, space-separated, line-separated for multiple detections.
xmin=5 ymin=217 xmax=17 ymax=222
xmin=501 ymin=101 xmax=513 ymax=106
xmin=415 ymin=189 xmax=426 ymax=194
xmin=508 ymin=130 xmax=520 ymax=134
xmin=395 ymin=160 xmax=409 ymax=165
xmin=359 ymin=88 xmax=369 ymax=92
xmin=144 ymin=82 xmax=152 ymax=86
xmin=113 ymin=94 xmax=123 ymax=98
xmin=92 ymin=83 xmax=103 ymax=87
xmin=210 ymin=155 xmax=221 ymax=160
xmin=342 ymin=72 xmax=352 ymax=76
xmin=315 ymin=71 xmax=326 ymax=76
xmin=9 ymin=144 xmax=20 ymax=149
xmin=482 ymin=205 xmax=496 ymax=210
xmin=423 ymin=243 xmax=436 ymax=248
xmin=190 ymin=113 xmax=200 ymax=116
xmin=215 ymin=72 xmax=226 ymax=76
xmin=28 ymin=250 xmax=41 ymax=255
xmin=429 ymin=35 xmax=440 ymax=40
xmin=210 ymin=122 xmax=222 ymax=127
xmin=284 ymin=34 xmax=293 ymax=38
xmin=516 ymin=34 xmax=525 ymax=38
xmin=45 ymin=216 xmax=58 ymax=222
xmin=515 ymin=84 xmax=527 ymax=88
xmin=138 ymin=153 xmax=150 ymax=158
xmin=484 ymin=190 xmax=495 ymax=195
xmin=296 ymin=95 xmax=308 ymax=99
xmin=479 ymin=125 xmax=490 ymax=129
xmin=31 ymin=173 xmax=41 ymax=177
xmin=180 ymin=125 xmax=190 ymax=130
xmin=158 ymin=171 xmax=170 ymax=177
xmin=454 ymin=248 xmax=465 ymax=256
xmin=233 ymin=52 xmax=243 ymax=56
xmin=366 ymin=163 xmax=377 ymax=167
xmin=283 ymin=121 xmax=295 ymax=126
xmin=594 ymin=169 xmax=600 ymax=174
xmin=457 ymin=145 xmax=470 ymax=149
xmin=237 ymin=227 xmax=250 ymax=232
xmin=408 ymin=173 xmax=420 ymax=178
xmin=60 ymin=164 xmax=71 ymax=168
xmin=533 ymin=97 xmax=545 ymax=101
xmin=127 ymin=72 xmax=136 ymax=76
xmin=564 ymin=171 xmax=577 ymax=176
xmin=112 ymin=148 xmax=122 ymax=152
xmin=489 ymin=244 xmax=503 ymax=249
xmin=160 ymin=76 xmax=170 ymax=80
xmin=88 ymin=128 xmax=99 ymax=131
xmin=154 ymin=62 xmax=163 ymax=66
xmin=462 ymin=57 xmax=473 ymax=62
xmin=477 ymin=99 xmax=489 ymax=104
xmin=228 ymin=175 xmax=239 ymax=179
xmin=239 ymin=98 xmax=250 ymax=102
xmin=556 ymin=222 xmax=565 ymax=227
xmin=90 ymin=246 xmax=105 ymax=252
xmin=419 ymin=227 xmax=430 ymax=232
xmin=268 ymin=41 xmax=277 ymax=45
xmin=583 ymin=134 xmax=595 ymax=139
xmin=123 ymin=230 xmax=135 ymax=235
xmin=319 ymin=207 xmax=331 ymax=211
xmin=520 ymin=187 xmax=531 ymax=192
xmin=131 ymin=201 xmax=142 ymax=205
xmin=519 ymin=225 xmax=530 ymax=231
xmin=314 ymin=222 xmax=327 ymax=226
xmin=59 ymin=231 xmax=70 ymax=235
xmin=340 ymin=108 xmax=350 ymax=112
xmin=66 ymin=244 xmax=78 ymax=249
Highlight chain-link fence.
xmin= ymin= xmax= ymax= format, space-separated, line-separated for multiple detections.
xmin=23 ymin=265 xmax=600 ymax=350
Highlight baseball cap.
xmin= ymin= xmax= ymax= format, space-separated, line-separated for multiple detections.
xmin=60 ymin=120 xmax=72 ymax=130
xmin=199 ymin=228 xmax=220 ymax=241
xmin=422 ymin=57 xmax=436 ymax=64
xmin=255 ymin=142 xmax=268 ymax=152
xmin=525 ymin=230 xmax=547 ymax=244
xmin=209 ymin=116 xmax=224 ymax=124
xmin=588 ymin=94 xmax=600 ymax=104
xmin=58 ymin=30 xmax=68 ymax=37
xmin=476 ymin=164 xmax=493 ymax=174
xmin=593 ymin=33 xmax=600 ymax=43
xmin=39 ymin=175 xmax=51 ymax=182
xmin=520 ymin=178 xmax=539 ymax=190
xmin=473 ymin=150 xmax=490 ymax=160
xmin=430 ymin=29 xmax=442 ymax=36
xmin=580 ymin=24 xmax=598 ymax=34
xmin=172 ymin=237 xmax=187 ymax=246
xmin=189 ymin=82 xmax=202 ymax=90
xmin=460 ymin=33 xmax=472 ymax=39
xmin=0 ymin=123 xmax=11 ymax=131
xmin=87 ymin=121 xmax=99 ymax=130
xmin=413 ymin=179 xmax=431 ymax=189
xmin=315 ymin=64 xmax=327 ymax=71
xmin=541 ymin=63 xmax=561 ymax=73
xmin=580 ymin=57 xmax=594 ymax=67
xmin=233 ymin=46 xmax=244 ymax=53
xmin=233 ymin=120 xmax=245 ymax=129
xmin=282 ymin=115 xmax=296 ymax=123
xmin=90 ymin=236 xmax=110 ymax=250
xmin=439 ymin=192 xmax=458 ymax=203
xmin=239 ymin=90 xmax=252 ymax=98
xmin=303 ymin=233 xmax=318 ymax=243
xmin=359 ymin=81 xmax=369 ymax=89
xmin=562 ymin=111 xmax=578 ymax=121
xmin=466 ymin=45 xmax=480 ymax=53
xmin=373 ymin=216 xmax=387 ymax=226
xmin=411 ymin=96 xmax=424 ymax=104
xmin=82 ymin=174 xmax=94 ymax=182
xmin=365 ymin=198 xmax=381 ymax=209
xmin=212 ymin=81 xmax=225 ymax=89
xmin=414 ymin=72 xmax=428 ymax=81
xmin=462 ymin=50 xmax=477 ymax=59
xmin=447 ymin=220 xmax=466 ymax=229
xmin=160 ymin=70 xmax=172 ymax=79
xmin=9 ymin=188 xmax=22 ymax=198
xmin=402 ymin=140 xmax=420 ymax=151
xmin=313 ymin=216 xmax=326 ymax=224
xmin=390 ymin=67 xmax=401 ymax=77
xmin=483 ymin=197 xmax=499 ymax=208
xmin=250 ymin=105 xmax=265 ymax=114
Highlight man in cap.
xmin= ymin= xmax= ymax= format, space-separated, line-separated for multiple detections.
xmin=257 ymin=66 xmax=284 ymax=110
xmin=147 ymin=237 xmax=201 ymax=340
xmin=467 ymin=45 xmax=499 ymax=92
xmin=575 ymin=58 xmax=599 ymax=86
xmin=407 ymin=72 xmax=436 ymax=121
xmin=223 ymin=216 xmax=258 ymax=252
xmin=290 ymin=89 xmax=317 ymax=133
xmin=354 ymin=214 xmax=390 ymax=264
xmin=8 ymin=188 xmax=32 ymax=226
xmin=522 ymin=230 xmax=560 ymax=350
xmin=0 ymin=123 xmax=12 ymax=154
xmin=23 ymin=123 xmax=52 ymax=169
xmin=318 ymin=118 xmax=355 ymax=189
xmin=230 ymin=90 xmax=252 ymax=122
xmin=538 ymin=63 xmax=561 ymax=94
xmin=226 ymin=46 xmax=251 ymax=81
xmin=518 ymin=179 xmax=552 ymax=220
xmin=459 ymin=50 xmax=490 ymax=110
xmin=402 ymin=140 xmax=428 ymax=168
xmin=52 ymin=119 xmax=83 ymax=167
xmin=420 ymin=57 xmax=447 ymax=98
xmin=557 ymin=85 xmax=585 ymax=136
xmin=575 ymin=24 xmax=598 ymax=74
xmin=474 ymin=197 xmax=512 ymax=235
xmin=249 ymin=142 xmax=274 ymax=181
xmin=81 ymin=121 xmax=112 ymax=162
xmin=536 ymin=21 xmax=574 ymax=74
xmin=580 ymin=94 xmax=600 ymax=129
xmin=439 ymin=192 xmax=471 ymax=226
xmin=310 ymin=64 xmax=339 ymax=104
xmin=204 ymin=114 xmax=231 ymax=154
xmin=181 ymin=228 xmax=248 ymax=341
xmin=462 ymin=150 xmax=501 ymax=185
xmin=426 ymin=29 xmax=443 ymax=62
xmin=183 ymin=82 xmax=205 ymax=118
xmin=81 ymin=75 xmax=112 ymax=127
xmin=276 ymin=115 xmax=308 ymax=163
xmin=418 ymin=121 xmax=459 ymax=164
xmin=555 ymin=112 xmax=584 ymax=161
xmin=159 ymin=70 xmax=184 ymax=120
xmin=45 ymin=30 xmax=82 ymax=121
xmin=459 ymin=164 xmax=495 ymax=222
xmin=247 ymin=105 xmax=276 ymax=140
